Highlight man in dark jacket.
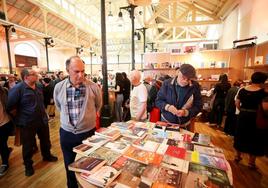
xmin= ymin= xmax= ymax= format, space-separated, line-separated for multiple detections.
xmin=156 ymin=64 xmax=202 ymax=130
xmin=7 ymin=69 xmax=57 ymax=177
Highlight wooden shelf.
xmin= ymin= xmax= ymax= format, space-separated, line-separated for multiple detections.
xmin=196 ymin=67 xmax=231 ymax=71
xmin=244 ymin=64 xmax=268 ymax=69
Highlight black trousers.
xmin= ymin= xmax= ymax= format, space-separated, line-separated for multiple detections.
xmin=0 ymin=121 xmax=13 ymax=165
xmin=224 ymin=112 xmax=237 ymax=136
xmin=20 ymin=123 xmax=52 ymax=168
xmin=60 ymin=128 xmax=95 ymax=188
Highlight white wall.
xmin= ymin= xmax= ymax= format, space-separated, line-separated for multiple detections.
xmin=219 ymin=0 xmax=268 ymax=49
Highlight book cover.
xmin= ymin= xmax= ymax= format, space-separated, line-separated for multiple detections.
xmin=105 ymin=140 xmax=130 ymax=154
xmin=114 ymin=171 xmax=142 ymax=188
xmin=82 ymin=135 xmax=109 ymax=146
xmin=166 ymin=131 xmax=183 ymax=141
xmin=150 ymin=129 xmax=168 ymax=139
xmin=110 ymin=122 xmax=135 ymax=130
xmin=133 ymin=139 xmax=160 ymax=152
xmin=134 ymin=122 xmax=155 ymax=129
xmin=72 ymin=143 xmax=99 ymax=156
xmin=151 ymin=154 xmax=163 ymax=166
xmin=141 ymin=165 xmax=160 ymax=186
xmin=111 ymin=156 xmax=128 ymax=170
xmin=192 ymin=133 xmax=211 ymax=146
xmin=199 ymin=154 xmax=227 ymax=171
xmin=182 ymin=134 xmax=192 ymax=143
xmin=95 ymin=128 xmax=121 ymax=140
xmin=124 ymin=146 xmax=155 ymax=165
xmin=144 ymin=134 xmax=164 ymax=144
xmin=161 ymin=155 xmax=189 ymax=173
xmin=88 ymin=147 xmax=122 ymax=165
xmin=156 ymin=143 xmax=169 ymax=155
xmin=189 ymin=163 xmax=231 ymax=187
xmin=177 ymin=141 xmax=194 ymax=151
xmin=123 ymin=127 xmax=147 ymax=139
xmin=152 ymin=166 xmax=186 ymax=188
xmin=194 ymin=145 xmax=225 ymax=158
xmin=118 ymin=136 xmax=138 ymax=144
xmin=167 ymin=139 xmax=179 ymax=146
xmin=165 ymin=146 xmax=186 ymax=159
xmin=122 ymin=159 xmax=147 ymax=177
xmin=68 ymin=156 xmax=106 ymax=174
xmin=87 ymin=166 xmax=121 ymax=187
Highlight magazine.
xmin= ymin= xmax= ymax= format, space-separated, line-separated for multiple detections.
xmin=88 ymin=147 xmax=122 ymax=165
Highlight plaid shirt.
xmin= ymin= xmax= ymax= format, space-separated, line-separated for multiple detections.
xmin=66 ymin=80 xmax=86 ymax=126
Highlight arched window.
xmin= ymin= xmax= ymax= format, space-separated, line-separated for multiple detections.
xmin=14 ymin=42 xmax=39 ymax=57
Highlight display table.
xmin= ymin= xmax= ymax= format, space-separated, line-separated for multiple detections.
xmin=74 ymin=122 xmax=233 ymax=188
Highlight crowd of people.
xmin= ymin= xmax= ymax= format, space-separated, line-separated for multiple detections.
xmin=0 ymin=56 xmax=267 ymax=188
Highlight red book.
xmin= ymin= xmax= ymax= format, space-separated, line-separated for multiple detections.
xmin=165 ymin=146 xmax=186 ymax=159
xmin=183 ymin=134 xmax=192 ymax=143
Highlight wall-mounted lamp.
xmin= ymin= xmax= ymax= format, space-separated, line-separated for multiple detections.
xmin=108 ymin=1 xmax=113 ymax=21
xmin=10 ymin=25 xmax=17 ymax=39
xmin=76 ymin=45 xmax=84 ymax=55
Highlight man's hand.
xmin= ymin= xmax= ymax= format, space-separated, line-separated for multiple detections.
xmin=167 ymin=105 xmax=178 ymax=115
xmin=176 ymin=109 xmax=189 ymax=117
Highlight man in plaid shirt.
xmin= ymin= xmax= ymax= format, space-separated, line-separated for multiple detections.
xmin=54 ymin=56 xmax=102 ymax=188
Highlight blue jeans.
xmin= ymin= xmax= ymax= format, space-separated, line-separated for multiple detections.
xmin=60 ymin=127 xmax=95 ymax=188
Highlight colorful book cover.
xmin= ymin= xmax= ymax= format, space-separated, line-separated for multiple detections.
xmin=194 ymin=145 xmax=225 ymax=158
xmin=183 ymin=134 xmax=192 ymax=143
xmin=124 ymin=146 xmax=155 ymax=165
xmin=189 ymin=163 xmax=231 ymax=187
xmin=150 ymin=129 xmax=168 ymax=139
xmin=105 ymin=140 xmax=130 ymax=154
xmin=118 ymin=136 xmax=138 ymax=144
xmin=88 ymin=147 xmax=122 ymax=165
xmin=87 ymin=166 xmax=121 ymax=187
xmin=177 ymin=141 xmax=194 ymax=151
xmin=111 ymin=156 xmax=128 ymax=170
xmin=133 ymin=139 xmax=160 ymax=152
xmin=152 ymin=166 xmax=186 ymax=188
xmin=151 ymin=154 xmax=163 ymax=166
xmin=156 ymin=143 xmax=169 ymax=155
xmin=114 ymin=171 xmax=142 ymax=188
xmin=192 ymin=133 xmax=211 ymax=146
xmin=166 ymin=131 xmax=183 ymax=141
xmin=199 ymin=154 xmax=227 ymax=171
xmin=72 ymin=143 xmax=98 ymax=156
xmin=122 ymin=159 xmax=147 ymax=177
xmin=110 ymin=121 xmax=135 ymax=130
xmin=144 ymin=134 xmax=164 ymax=144
xmin=165 ymin=146 xmax=186 ymax=159
xmin=141 ymin=165 xmax=160 ymax=185
xmin=68 ymin=156 xmax=106 ymax=174
xmin=161 ymin=155 xmax=189 ymax=173
xmin=95 ymin=128 xmax=121 ymax=140
xmin=135 ymin=122 xmax=155 ymax=129
xmin=82 ymin=135 xmax=109 ymax=146
xmin=123 ymin=127 xmax=147 ymax=139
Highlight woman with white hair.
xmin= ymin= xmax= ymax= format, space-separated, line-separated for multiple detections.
xmin=129 ymin=70 xmax=148 ymax=121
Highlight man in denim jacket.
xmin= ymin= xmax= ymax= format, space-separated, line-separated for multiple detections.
xmin=156 ymin=64 xmax=202 ymax=130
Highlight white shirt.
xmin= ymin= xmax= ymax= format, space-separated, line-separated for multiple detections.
xmin=130 ymin=83 xmax=148 ymax=120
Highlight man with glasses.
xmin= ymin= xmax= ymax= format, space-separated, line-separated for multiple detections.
xmin=54 ymin=56 xmax=102 ymax=188
xmin=7 ymin=69 xmax=58 ymax=177
xmin=156 ymin=64 xmax=202 ymax=131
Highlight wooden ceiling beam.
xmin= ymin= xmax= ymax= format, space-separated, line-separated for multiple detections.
xmin=145 ymin=19 xmax=221 ymax=28
xmin=155 ymin=26 xmax=171 ymax=40
xmin=145 ymin=4 xmax=169 ymax=25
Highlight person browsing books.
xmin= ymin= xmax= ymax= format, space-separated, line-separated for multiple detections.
xmin=155 ymin=64 xmax=202 ymax=131
xmin=54 ymin=56 xmax=102 ymax=188
xmin=129 ymin=70 xmax=148 ymax=121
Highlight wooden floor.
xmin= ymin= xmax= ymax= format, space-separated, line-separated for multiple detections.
xmin=0 ymin=118 xmax=268 ymax=188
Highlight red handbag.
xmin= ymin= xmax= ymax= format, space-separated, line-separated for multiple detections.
xmin=256 ymin=102 xmax=268 ymax=129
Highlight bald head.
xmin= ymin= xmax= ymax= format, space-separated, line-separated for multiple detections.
xmin=130 ymin=70 xmax=141 ymax=86
xmin=66 ymin=56 xmax=85 ymax=87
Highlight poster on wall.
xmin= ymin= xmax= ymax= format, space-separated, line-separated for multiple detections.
xmin=254 ymin=56 xmax=263 ymax=65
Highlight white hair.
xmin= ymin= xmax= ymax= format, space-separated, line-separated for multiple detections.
xmin=129 ymin=70 xmax=141 ymax=84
